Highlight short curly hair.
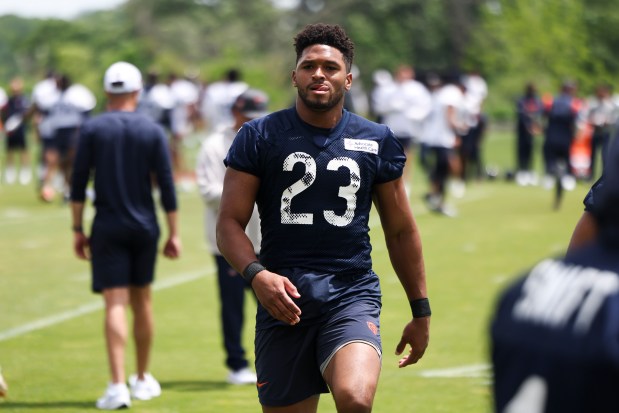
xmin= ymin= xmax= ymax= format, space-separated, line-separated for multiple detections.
xmin=294 ymin=23 xmax=355 ymax=72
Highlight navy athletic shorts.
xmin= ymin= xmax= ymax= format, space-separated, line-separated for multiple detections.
xmin=254 ymin=270 xmax=382 ymax=407
xmin=6 ymin=129 xmax=27 ymax=150
xmin=90 ymin=222 xmax=160 ymax=293
xmin=44 ymin=127 xmax=78 ymax=157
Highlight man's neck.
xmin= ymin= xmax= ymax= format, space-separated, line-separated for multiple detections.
xmin=106 ymin=92 xmax=138 ymax=112
xmin=295 ymin=100 xmax=344 ymax=129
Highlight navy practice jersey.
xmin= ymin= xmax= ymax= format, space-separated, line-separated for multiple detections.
xmin=71 ymin=111 xmax=177 ymax=232
xmin=584 ymin=176 xmax=603 ymax=212
xmin=224 ymin=108 xmax=405 ymax=275
xmin=491 ymin=241 xmax=619 ymax=413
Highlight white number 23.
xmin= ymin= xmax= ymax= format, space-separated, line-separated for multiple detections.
xmin=280 ymin=152 xmax=360 ymax=227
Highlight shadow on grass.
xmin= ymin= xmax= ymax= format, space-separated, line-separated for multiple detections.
xmin=160 ymin=379 xmax=231 ymax=392
xmin=0 ymin=400 xmax=94 ymax=409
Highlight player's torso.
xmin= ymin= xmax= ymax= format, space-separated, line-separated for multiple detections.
xmin=253 ymin=109 xmax=393 ymax=273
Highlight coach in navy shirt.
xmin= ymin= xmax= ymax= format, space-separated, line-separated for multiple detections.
xmin=70 ymin=61 xmax=181 ymax=410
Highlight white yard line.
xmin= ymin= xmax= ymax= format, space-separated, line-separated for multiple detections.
xmin=418 ymin=363 xmax=491 ymax=378
xmin=0 ymin=208 xmax=69 ymax=227
xmin=0 ymin=269 xmax=211 ymax=342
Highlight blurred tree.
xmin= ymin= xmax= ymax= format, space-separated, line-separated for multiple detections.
xmin=464 ymin=0 xmax=597 ymax=119
xmin=1 ymin=0 xmax=618 ymax=119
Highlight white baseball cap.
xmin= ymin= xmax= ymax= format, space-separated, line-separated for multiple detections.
xmin=104 ymin=61 xmax=142 ymax=94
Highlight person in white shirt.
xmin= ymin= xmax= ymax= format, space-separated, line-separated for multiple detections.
xmin=584 ymin=83 xmax=618 ymax=181
xmin=195 ymin=88 xmax=267 ymax=385
xmin=373 ymin=64 xmax=431 ymax=191
xmin=200 ymin=68 xmax=248 ymax=133
xmin=419 ymin=74 xmax=467 ymax=216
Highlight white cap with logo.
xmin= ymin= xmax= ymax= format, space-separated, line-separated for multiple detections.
xmin=104 ymin=61 xmax=143 ymax=94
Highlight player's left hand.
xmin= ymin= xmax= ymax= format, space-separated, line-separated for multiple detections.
xmin=395 ymin=316 xmax=430 ymax=368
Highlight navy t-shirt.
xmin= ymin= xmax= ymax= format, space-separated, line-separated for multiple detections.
xmin=71 ymin=111 xmax=176 ymax=233
xmin=584 ymin=177 xmax=603 ymax=212
xmin=491 ymin=242 xmax=619 ymax=412
xmin=224 ymin=107 xmax=405 ymax=275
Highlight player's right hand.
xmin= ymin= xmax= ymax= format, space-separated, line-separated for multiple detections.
xmin=73 ymin=232 xmax=90 ymax=260
xmin=252 ymin=270 xmax=302 ymax=326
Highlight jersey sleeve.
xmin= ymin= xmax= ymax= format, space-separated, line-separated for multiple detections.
xmin=374 ymin=128 xmax=406 ymax=184
xmin=152 ymin=123 xmax=178 ymax=212
xmin=224 ymin=122 xmax=262 ymax=176
xmin=584 ymin=177 xmax=603 ymax=212
xmin=70 ymin=121 xmax=93 ymax=202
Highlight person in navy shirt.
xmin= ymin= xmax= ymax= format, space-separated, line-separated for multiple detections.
xmin=217 ymin=24 xmax=430 ymax=412
xmin=1 ymin=77 xmax=32 ymax=185
xmin=70 ymin=61 xmax=181 ymax=410
xmin=491 ymin=137 xmax=619 ymax=413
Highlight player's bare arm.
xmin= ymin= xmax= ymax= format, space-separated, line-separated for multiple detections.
xmin=372 ymin=177 xmax=430 ymax=367
xmin=567 ymin=211 xmax=598 ymax=253
xmin=163 ymin=210 xmax=181 ymax=259
xmin=70 ymin=200 xmax=90 ymax=260
xmin=217 ymin=167 xmax=301 ymax=325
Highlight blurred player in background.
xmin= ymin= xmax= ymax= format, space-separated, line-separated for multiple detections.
xmin=70 ymin=61 xmax=181 ymax=410
xmin=196 ymin=89 xmax=268 ymax=385
xmin=584 ymin=83 xmax=617 ymax=181
xmin=514 ymin=82 xmax=544 ymax=186
xmin=373 ymin=64 xmax=431 ymax=192
xmin=1 ymin=77 xmax=32 ymax=185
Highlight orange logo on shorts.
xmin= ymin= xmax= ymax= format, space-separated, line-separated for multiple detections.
xmin=367 ymin=321 xmax=378 ymax=335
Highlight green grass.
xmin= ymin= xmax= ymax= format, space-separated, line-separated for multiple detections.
xmin=0 ymin=126 xmax=589 ymax=412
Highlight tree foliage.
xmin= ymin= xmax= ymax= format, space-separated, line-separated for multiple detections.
xmin=0 ymin=0 xmax=617 ymax=118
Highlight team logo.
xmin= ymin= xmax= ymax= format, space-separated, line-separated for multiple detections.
xmin=366 ymin=321 xmax=378 ymax=335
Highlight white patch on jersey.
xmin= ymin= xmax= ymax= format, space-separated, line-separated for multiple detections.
xmin=344 ymin=138 xmax=378 ymax=155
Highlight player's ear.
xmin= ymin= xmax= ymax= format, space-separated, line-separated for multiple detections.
xmin=345 ymin=72 xmax=352 ymax=91
xmin=291 ymin=71 xmax=297 ymax=88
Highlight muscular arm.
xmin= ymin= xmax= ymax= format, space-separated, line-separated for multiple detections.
xmin=216 ymin=167 xmax=262 ymax=271
xmin=217 ymin=167 xmax=301 ymax=325
xmin=567 ymin=211 xmax=598 ymax=254
xmin=373 ymin=177 xmax=430 ymax=367
xmin=373 ymin=178 xmax=427 ymax=300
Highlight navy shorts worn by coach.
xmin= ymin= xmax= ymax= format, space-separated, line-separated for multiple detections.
xmin=254 ymin=269 xmax=382 ymax=407
xmin=90 ymin=223 xmax=159 ymax=293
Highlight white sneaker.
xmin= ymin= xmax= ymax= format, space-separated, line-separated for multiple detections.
xmin=96 ymin=382 xmax=131 ymax=410
xmin=4 ymin=167 xmax=16 ymax=185
xmin=561 ymin=175 xmax=576 ymax=191
xmin=19 ymin=168 xmax=32 ymax=185
xmin=227 ymin=367 xmax=257 ymax=385
xmin=129 ymin=373 xmax=161 ymax=400
xmin=515 ymin=171 xmax=528 ymax=186
xmin=0 ymin=366 xmax=8 ymax=398
xmin=542 ymin=175 xmax=555 ymax=190
xmin=450 ymin=180 xmax=466 ymax=198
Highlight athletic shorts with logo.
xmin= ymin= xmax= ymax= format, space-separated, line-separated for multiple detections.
xmin=254 ymin=269 xmax=382 ymax=407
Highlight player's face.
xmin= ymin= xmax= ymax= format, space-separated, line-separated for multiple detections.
xmin=292 ymin=45 xmax=352 ymax=112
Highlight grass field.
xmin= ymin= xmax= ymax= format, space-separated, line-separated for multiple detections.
xmin=0 ymin=125 xmax=590 ymax=412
